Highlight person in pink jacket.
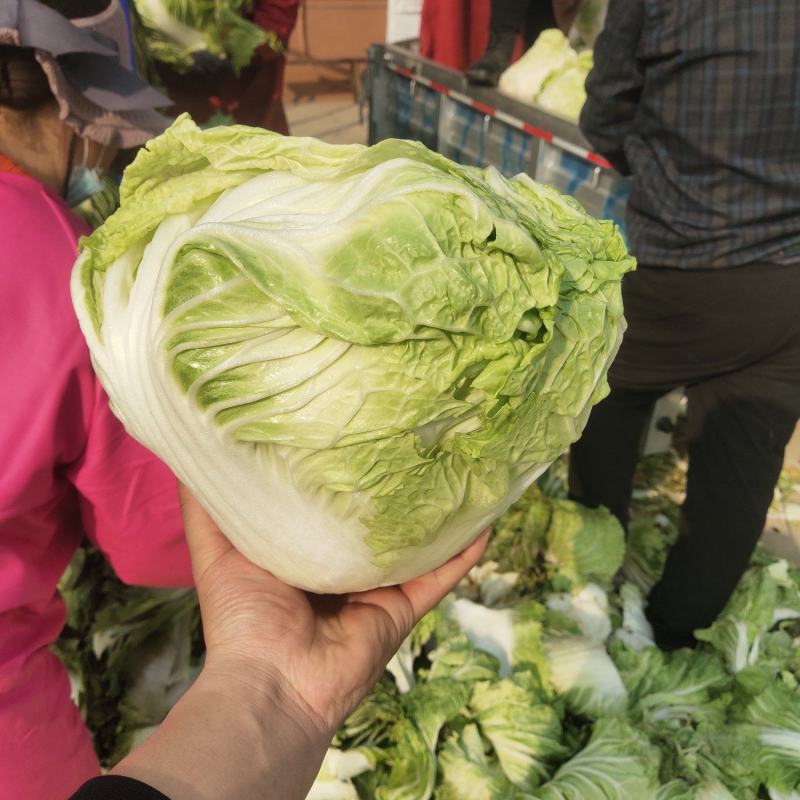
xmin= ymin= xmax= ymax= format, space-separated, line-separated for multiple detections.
xmin=0 ymin=1 xmax=192 ymax=796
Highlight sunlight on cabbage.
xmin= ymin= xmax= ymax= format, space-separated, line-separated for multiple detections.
xmin=72 ymin=116 xmax=632 ymax=592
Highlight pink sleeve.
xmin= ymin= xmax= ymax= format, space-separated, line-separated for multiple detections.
xmin=0 ymin=174 xmax=191 ymax=799
xmin=66 ymin=378 xmax=193 ymax=588
xmin=0 ymin=650 xmax=100 ymax=798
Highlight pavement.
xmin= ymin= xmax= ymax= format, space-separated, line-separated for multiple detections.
xmin=286 ymin=96 xmax=368 ymax=145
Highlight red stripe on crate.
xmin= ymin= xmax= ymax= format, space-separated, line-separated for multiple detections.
xmin=391 ymin=65 xmax=434 ymax=89
xmin=552 ymin=136 xmax=588 ymax=158
xmin=430 ymin=81 xmax=450 ymax=95
xmin=470 ymin=100 xmax=496 ymax=116
xmin=447 ymin=90 xmax=472 ymax=106
xmin=521 ymin=123 xmax=554 ymax=141
xmin=586 ymin=152 xmax=613 ymax=169
xmin=493 ymin=110 xmax=525 ymax=130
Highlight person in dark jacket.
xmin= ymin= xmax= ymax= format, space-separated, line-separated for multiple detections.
xmin=569 ymin=0 xmax=800 ymax=648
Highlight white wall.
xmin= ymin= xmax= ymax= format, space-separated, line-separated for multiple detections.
xmin=386 ymin=0 xmax=422 ymax=43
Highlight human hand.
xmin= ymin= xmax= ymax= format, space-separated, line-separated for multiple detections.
xmin=179 ymin=484 xmax=490 ymax=740
xmin=110 ymin=487 xmax=487 ymax=799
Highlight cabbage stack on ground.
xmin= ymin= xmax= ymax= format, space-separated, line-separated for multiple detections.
xmin=71 ymin=115 xmax=633 ymax=592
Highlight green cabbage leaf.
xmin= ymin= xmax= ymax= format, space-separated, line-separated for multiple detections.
xmin=72 ymin=116 xmax=632 ymax=593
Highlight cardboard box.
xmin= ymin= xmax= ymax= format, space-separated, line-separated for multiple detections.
xmin=289 ymin=0 xmax=387 ymax=63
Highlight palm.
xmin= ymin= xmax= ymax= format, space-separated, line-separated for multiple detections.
xmin=179 ymin=486 xmax=488 ymax=736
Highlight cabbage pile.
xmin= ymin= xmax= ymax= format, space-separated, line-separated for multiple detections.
xmin=71 ymin=116 xmax=633 ymax=593
xmin=56 ymin=458 xmax=800 ymax=798
xmin=309 ymin=483 xmax=800 ymax=800
xmin=498 ymin=30 xmax=593 ymax=123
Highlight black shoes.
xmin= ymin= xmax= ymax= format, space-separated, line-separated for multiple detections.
xmin=465 ymin=31 xmax=518 ymax=87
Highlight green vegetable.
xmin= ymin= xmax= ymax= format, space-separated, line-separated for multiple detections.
xmin=542 ymin=635 xmax=628 ymax=718
xmin=308 ymin=747 xmax=381 ymax=800
xmin=133 ymin=0 xmax=276 ymax=73
xmin=612 ymin=583 xmax=655 ymax=651
xmin=734 ymin=682 xmax=800 ymax=794
xmin=545 ymin=583 xmax=612 ymax=644
xmin=470 ymin=678 xmax=567 ymax=790
xmin=533 ymin=717 xmax=661 ymax=800
xmin=427 ymin=635 xmax=502 ymax=684
xmin=572 ymin=0 xmax=608 ymax=47
xmin=498 ymin=30 xmax=594 ymax=121
xmin=377 ymin=681 xmax=471 ymax=800
xmin=387 ymin=611 xmax=446 ymax=694
xmin=447 ymin=597 xmax=550 ymax=682
xmin=436 ymin=724 xmax=532 ymax=800
xmin=694 ymin=782 xmax=740 ymax=800
xmin=622 ymin=518 xmax=674 ymax=593
xmin=53 ymin=547 xmax=202 ymax=765
xmin=72 ymin=115 xmax=632 ymax=594
xmin=499 ymin=30 xmax=577 ymax=104
xmin=696 ymin=562 xmax=800 ymax=673
xmin=544 ymin=500 xmax=625 ymax=588
xmin=613 ymin=644 xmax=731 ymax=730
xmin=654 ymin=780 xmax=693 ymax=800
xmin=536 ymin=51 xmax=593 ymax=123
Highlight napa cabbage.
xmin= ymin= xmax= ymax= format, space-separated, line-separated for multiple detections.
xmin=72 ymin=116 xmax=632 ymax=593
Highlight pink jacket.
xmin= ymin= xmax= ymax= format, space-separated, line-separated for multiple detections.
xmin=0 ymin=173 xmax=193 ymax=798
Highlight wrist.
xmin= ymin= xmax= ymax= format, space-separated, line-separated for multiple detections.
xmin=200 ymin=653 xmax=336 ymax=742
xmin=113 ymin=665 xmax=332 ymax=800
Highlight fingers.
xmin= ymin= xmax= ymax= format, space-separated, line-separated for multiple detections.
xmin=400 ymin=527 xmax=491 ymax=624
xmin=177 ymin=482 xmax=235 ymax=583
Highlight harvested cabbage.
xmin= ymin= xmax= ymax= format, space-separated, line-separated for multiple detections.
xmin=72 ymin=116 xmax=633 ymax=593
xmin=134 ymin=0 xmax=275 ymax=73
xmin=499 ymin=29 xmax=577 ymax=104
xmin=537 ymin=51 xmax=593 ymax=123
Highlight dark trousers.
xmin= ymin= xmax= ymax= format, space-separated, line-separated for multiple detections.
xmin=490 ymin=1 xmax=581 ymax=45
xmin=490 ymin=0 xmax=556 ymax=46
xmin=569 ymin=263 xmax=800 ymax=648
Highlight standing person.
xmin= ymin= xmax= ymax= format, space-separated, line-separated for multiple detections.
xmin=0 ymin=1 xmax=193 ymax=797
xmin=465 ymin=0 xmax=582 ymax=85
xmin=569 ymin=0 xmax=800 ymax=649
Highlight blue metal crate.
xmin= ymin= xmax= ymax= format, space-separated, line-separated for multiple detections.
xmin=437 ymin=98 xmax=540 ymax=178
xmin=536 ymin=144 xmax=631 ymax=240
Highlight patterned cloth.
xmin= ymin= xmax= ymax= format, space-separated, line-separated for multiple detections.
xmin=580 ymin=0 xmax=800 ymax=269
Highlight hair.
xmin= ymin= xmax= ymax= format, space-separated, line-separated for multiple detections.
xmin=0 ymin=1 xmax=111 ymax=110
xmin=44 ymin=0 xmax=111 ymax=19
xmin=0 ymin=47 xmax=52 ymax=109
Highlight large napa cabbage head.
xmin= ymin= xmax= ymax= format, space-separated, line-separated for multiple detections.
xmin=71 ymin=115 xmax=634 ymax=593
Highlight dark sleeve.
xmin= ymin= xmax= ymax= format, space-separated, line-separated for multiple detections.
xmin=579 ymin=0 xmax=646 ymax=174
xmin=70 ymin=775 xmax=171 ymax=800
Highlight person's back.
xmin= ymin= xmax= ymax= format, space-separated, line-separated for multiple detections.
xmin=571 ymin=0 xmax=800 ymax=650
xmin=582 ymin=0 xmax=800 ymax=268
